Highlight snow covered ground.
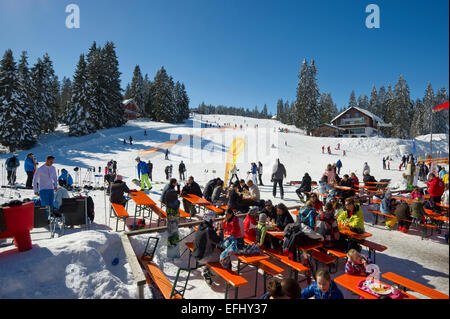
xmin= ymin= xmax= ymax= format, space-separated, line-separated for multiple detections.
xmin=0 ymin=114 xmax=448 ymax=299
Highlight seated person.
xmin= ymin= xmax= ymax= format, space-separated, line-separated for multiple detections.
xmin=193 ymin=211 xmax=221 ymax=286
xmin=297 ymin=200 xmax=318 ymax=229
xmin=53 ymin=179 xmax=70 ymax=211
xmin=255 ymin=213 xmax=271 ymax=248
xmin=243 ymin=208 xmax=258 ymax=242
xmin=241 ymin=180 xmax=260 ymax=208
xmin=211 ymin=180 xmax=226 ymax=205
xmin=410 ymin=187 xmax=424 ymax=200
xmin=227 ymin=181 xmax=246 ymax=213
xmin=181 ymin=176 xmax=202 ymax=216
xmin=275 ymin=203 xmax=294 ymax=231
xmin=221 ymin=208 xmax=243 ymax=240
xmin=310 ymin=193 xmax=323 ymax=212
xmin=260 ymin=200 xmax=277 ymax=222
xmin=338 ymin=174 xmax=355 ymax=203
xmin=337 ymin=197 xmax=365 ymax=233
xmin=110 ymin=175 xmax=131 ymax=207
xmin=394 ymin=201 xmax=412 ymax=233
xmin=301 ymin=269 xmax=344 ymax=299
xmin=410 ymin=196 xmax=426 ymax=224
xmin=296 ymin=172 xmax=312 ymax=202
xmin=316 ymin=202 xmax=340 ymax=248
xmin=58 ymin=168 xmax=73 ymax=189
xmin=318 ymin=175 xmax=328 ymax=195
xmin=260 ymin=278 xmax=302 ymax=299
xmin=239 ymin=179 xmax=249 ymax=193
xmin=345 ymin=249 xmax=372 ymax=275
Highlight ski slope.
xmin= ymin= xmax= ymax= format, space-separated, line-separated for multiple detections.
xmin=0 ymin=114 xmax=448 ymax=299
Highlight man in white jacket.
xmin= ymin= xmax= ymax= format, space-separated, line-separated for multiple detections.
xmin=33 ymin=155 xmax=58 ymax=214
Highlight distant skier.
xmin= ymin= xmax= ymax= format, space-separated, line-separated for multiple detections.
xmin=129 ymin=136 xmax=133 ymax=145
xmin=165 ymin=165 xmax=173 ymax=180
xmin=337 ymin=143 xmax=340 ymax=150
xmin=322 ymin=146 xmax=325 ymax=154
xmin=24 ymin=152 xmax=35 ymax=189
xmin=5 ymin=153 xmax=20 ymax=185
xmin=123 ymin=139 xmax=127 ymax=145
xmin=327 ymin=146 xmax=331 ymax=154
xmin=257 ymin=161 xmax=264 ymax=186
xmin=382 ymin=157 xmax=386 ymax=170
xmin=250 ymin=163 xmax=258 ymax=185
xmin=165 ymin=148 xmax=169 ymax=160
xmin=179 ymin=161 xmax=186 ymax=181
xmin=343 ymin=150 xmax=346 ymax=157
xmin=144 ymin=130 xmax=147 ymax=136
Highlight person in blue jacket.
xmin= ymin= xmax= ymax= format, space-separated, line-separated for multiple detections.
xmin=5 ymin=153 xmax=20 ymax=185
xmin=58 ymin=168 xmax=73 ymax=189
xmin=336 ymin=159 xmax=343 ymax=175
xmin=301 ymin=269 xmax=344 ymax=299
xmin=135 ymin=157 xmax=152 ymax=190
xmin=24 ymin=153 xmax=35 ymax=189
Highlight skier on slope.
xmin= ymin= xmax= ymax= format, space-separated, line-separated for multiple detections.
xmin=135 ymin=157 xmax=152 ymax=190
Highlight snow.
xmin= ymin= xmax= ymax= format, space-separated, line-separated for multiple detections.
xmin=0 ymin=114 xmax=448 ymax=299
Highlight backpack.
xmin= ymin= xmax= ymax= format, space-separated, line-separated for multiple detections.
xmin=7 ymin=157 xmax=16 ymax=168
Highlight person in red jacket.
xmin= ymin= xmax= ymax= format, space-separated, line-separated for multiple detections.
xmin=222 ymin=208 xmax=242 ymax=239
xmin=243 ymin=208 xmax=258 ymax=242
xmin=426 ymin=173 xmax=445 ymax=203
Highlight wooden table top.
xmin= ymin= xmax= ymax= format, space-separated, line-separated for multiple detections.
xmin=129 ymin=190 xmax=156 ymax=206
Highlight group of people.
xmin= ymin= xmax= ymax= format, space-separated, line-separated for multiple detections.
xmin=5 ymin=152 xmax=38 ymax=187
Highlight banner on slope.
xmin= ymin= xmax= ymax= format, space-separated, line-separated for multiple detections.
xmin=432 ymin=101 xmax=449 ymax=113
xmin=223 ymin=137 xmax=245 ymax=188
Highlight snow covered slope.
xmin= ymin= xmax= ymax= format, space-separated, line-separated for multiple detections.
xmin=0 ymin=114 xmax=448 ymax=299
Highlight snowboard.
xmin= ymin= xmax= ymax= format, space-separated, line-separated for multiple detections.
xmin=166 ymin=207 xmax=180 ymax=259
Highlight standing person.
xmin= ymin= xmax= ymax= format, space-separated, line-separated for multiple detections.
xmin=401 ymin=155 xmax=407 ymax=168
xmin=250 ymin=162 xmax=258 ymax=186
xmin=178 ymin=161 xmax=186 ymax=181
xmin=5 ymin=153 xmax=20 ymax=185
xmin=24 ymin=153 xmax=35 ymax=189
xmin=257 ymin=161 xmax=264 ymax=186
xmin=147 ymin=160 xmax=153 ymax=181
xmin=362 ymin=162 xmax=370 ymax=175
xmin=135 ymin=157 xmax=152 ymax=190
xmin=144 ymin=130 xmax=147 ymax=136
xmin=387 ymin=158 xmax=390 ymax=170
xmin=327 ymin=146 xmax=331 ymax=154
xmin=343 ymin=150 xmax=346 ymax=157
xmin=271 ymin=158 xmax=286 ymax=199
xmin=337 ymin=143 xmax=340 ymax=150
xmin=229 ymin=165 xmax=239 ymax=185
xmin=405 ymin=158 xmax=416 ymax=189
xmin=123 ymin=138 xmax=127 ymax=145
xmin=324 ymin=164 xmax=336 ymax=192
xmin=322 ymin=146 xmax=325 ymax=154
xmin=32 ymin=156 xmax=58 ymax=215
xmin=129 ymin=136 xmax=133 ymax=145
xmin=181 ymin=176 xmax=202 ymax=217
xmin=165 ymin=148 xmax=169 ymax=160
xmin=336 ymin=159 xmax=343 ymax=175
xmin=382 ymin=157 xmax=386 ymax=170
xmin=426 ymin=173 xmax=445 ymax=204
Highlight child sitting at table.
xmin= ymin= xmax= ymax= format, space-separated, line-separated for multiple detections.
xmin=243 ymin=208 xmax=258 ymax=243
xmin=316 ymin=202 xmax=340 ymax=248
xmin=345 ymin=249 xmax=372 ymax=275
xmin=410 ymin=196 xmax=427 ymax=225
xmin=260 ymin=278 xmax=302 ymax=299
xmin=410 ymin=187 xmax=424 ymax=200
xmin=301 ymin=269 xmax=344 ymax=299
xmin=255 ymin=213 xmax=271 ymax=248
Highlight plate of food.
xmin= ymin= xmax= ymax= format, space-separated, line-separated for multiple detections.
xmin=367 ymin=282 xmax=393 ymax=295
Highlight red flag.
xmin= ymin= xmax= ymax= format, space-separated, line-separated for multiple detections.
xmin=432 ymin=101 xmax=449 ymax=112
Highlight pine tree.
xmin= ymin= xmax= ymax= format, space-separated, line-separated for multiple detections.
xmin=392 ymin=75 xmax=413 ymax=138
xmin=152 ymin=66 xmax=176 ymax=123
xmin=411 ymin=98 xmax=426 ymax=137
xmin=130 ymin=65 xmax=146 ymax=112
xmin=41 ymin=53 xmax=58 ymax=132
xmin=180 ymin=83 xmax=190 ymax=120
xmin=60 ymin=77 xmax=72 ymax=122
xmin=434 ymin=87 xmax=449 ymax=134
xmin=295 ymin=59 xmax=309 ymax=129
xmin=277 ymin=98 xmax=284 ymax=121
xmin=348 ymin=90 xmax=357 ymax=108
xmin=304 ymin=59 xmax=320 ymax=133
xmin=124 ymin=83 xmax=132 ymax=99
xmin=262 ymin=104 xmax=268 ymax=118
xmin=377 ymin=86 xmax=387 ymax=118
xmin=65 ymin=54 xmax=95 ymax=136
xmin=86 ymin=42 xmax=107 ymax=129
xmin=0 ymin=50 xmax=36 ymax=150
xmin=368 ymin=86 xmax=378 ymax=115
xmin=383 ymin=85 xmax=395 ymax=137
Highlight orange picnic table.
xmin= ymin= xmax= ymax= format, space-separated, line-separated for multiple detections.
xmin=382 ymin=272 xmax=449 ymax=299
xmin=334 ymin=273 xmax=418 ymax=299
xmin=338 ymin=226 xmax=372 ymax=240
xmin=235 ymin=252 xmax=271 ymax=297
xmin=129 ymin=190 xmax=157 ymax=222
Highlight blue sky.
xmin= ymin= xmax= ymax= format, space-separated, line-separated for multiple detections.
xmin=0 ymin=0 xmax=448 ymax=114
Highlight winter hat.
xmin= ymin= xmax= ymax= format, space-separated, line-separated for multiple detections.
xmin=115 ymin=175 xmax=123 ymax=181
xmin=204 ymin=211 xmax=215 ymax=223
xmin=259 ymin=213 xmax=267 ymax=223
xmin=265 ymin=199 xmax=272 ymax=205
xmin=135 ymin=157 xmax=140 ymax=161
xmin=249 ymin=207 xmax=259 ymax=216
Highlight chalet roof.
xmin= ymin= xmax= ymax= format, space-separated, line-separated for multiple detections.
xmin=318 ymin=123 xmax=344 ymax=130
xmin=122 ymin=98 xmax=143 ymax=113
xmin=331 ymin=106 xmax=386 ymax=125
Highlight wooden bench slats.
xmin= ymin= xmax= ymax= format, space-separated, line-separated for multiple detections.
xmin=310 ymin=249 xmax=336 ymax=264
xmin=151 ymin=205 xmax=167 ymax=219
xmin=258 ymin=259 xmax=284 ymax=276
xmin=137 ymin=255 xmax=182 ymax=299
xmin=205 ymin=205 xmax=224 ymax=214
xmin=382 ymin=272 xmax=449 ymax=299
xmin=263 ymin=248 xmax=310 ymax=272
xmin=178 ymin=208 xmax=191 ymax=218
xmin=323 ymin=247 xmax=347 ymax=259
xmin=207 ymin=262 xmax=248 ymax=287
xmin=360 ymin=240 xmax=387 ymax=252
xmin=369 ymin=210 xmax=438 ymax=228
xmin=111 ymin=203 xmax=129 ymax=218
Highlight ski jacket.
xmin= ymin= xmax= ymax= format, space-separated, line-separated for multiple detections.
xmin=394 ymin=202 xmax=411 ymax=221
xmin=243 ymin=214 xmax=257 ymax=242
xmin=248 ymin=184 xmax=260 ymax=201
xmin=316 ymin=210 xmax=339 ymax=245
xmin=193 ymin=221 xmax=221 ymax=261
xmin=110 ymin=180 xmax=130 ymax=204
xmin=33 ymin=164 xmax=58 ymax=192
xmin=272 ymin=162 xmax=286 ymax=181
xmin=24 ymin=157 xmax=35 ymax=172
xmin=203 ymin=178 xmax=219 ymax=201
xmin=345 ymin=257 xmax=372 ymax=275
xmin=179 ymin=162 xmax=186 ymax=173
xmin=299 ymin=174 xmax=312 ymax=192
xmin=337 ymin=204 xmax=365 ymax=231
xmin=255 ymin=222 xmax=269 ymax=246
xmin=258 ymin=164 xmax=263 ymax=175
xmin=410 ymin=200 xmax=426 ymax=220
xmin=350 ymin=176 xmax=359 ymax=188
xmin=296 ymin=206 xmax=317 ymax=229
xmin=223 ymin=215 xmax=242 ymax=239
xmin=427 ymin=177 xmax=445 ymax=197
xmin=275 ymin=210 xmax=294 ymax=231
xmin=227 ymin=189 xmax=243 ymax=210
xmin=136 ymin=161 xmax=150 ymax=178
xmin=251 ymin=164 xmax=257 ymax=174
xmin=211 ymin=185 xmax=225 ymax=204
xmin=160 ymin=183 xmax=176 ymax=204
xmin=5 ymin=156 xmax=20 ymax=171
xmin=324 ymin=169 xmax=336 ymax=186
xmin=336 ymin=160 xmax=342 ymax=168
xmin=58 ymin=170 xmax=73 ymax=186
xmin=380 ymin=191 xmax=392 ymax=215
xmin=181 ymin=181 xmax=202 ymax=197
xmin=301 ymin=281 xmax=344 ymax=300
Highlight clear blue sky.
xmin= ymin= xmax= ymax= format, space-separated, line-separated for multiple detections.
xmin=0 ymin=0 xmax=448 ymax=114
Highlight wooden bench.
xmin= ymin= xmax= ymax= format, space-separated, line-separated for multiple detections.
xmin=184 ymin=242 xmax=248 ymax=299
xmin=111 ymin=203 xmax=129 ymax=231
xmin=159 ymin=200 xmax=191 ymax=219
xmin=207 ymin=262 xmax=248 ymax=299
xmin=382 ymin=272 xmax=449 ymax=299
xmin=137 ymin=255 xmax=183 ymax=299
xmin=263 ymin=247 xmax=310 ymax=281
xmin=205 ymin=205 xmax=225 ymax=214
xmin=360 ymin=239 xmax=387 ymax=263
xmin=309 ymin=248 xmax=339 ymax=273
xmin=257 ymin=259 xmax=285 ymax=294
